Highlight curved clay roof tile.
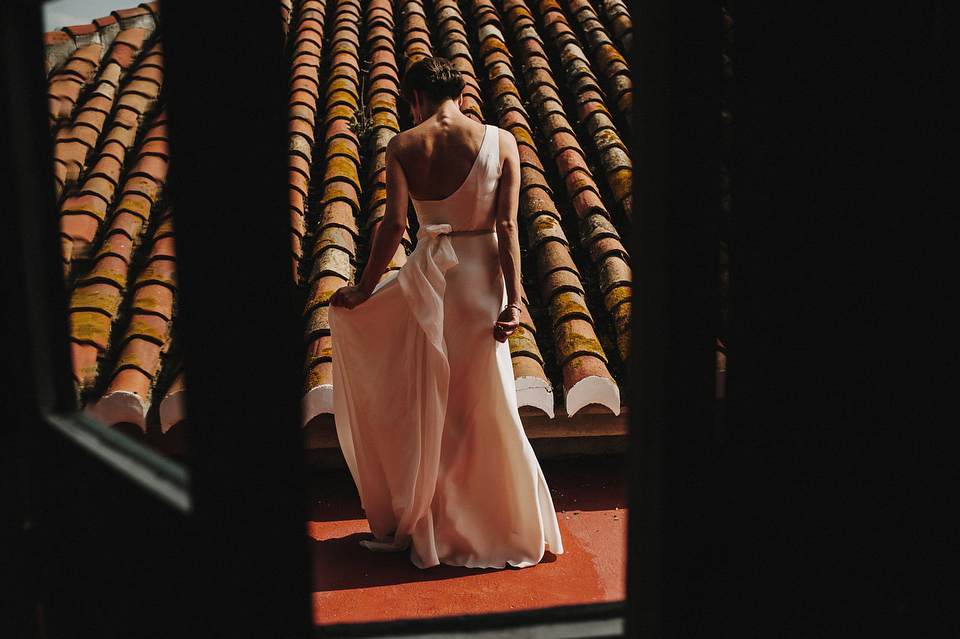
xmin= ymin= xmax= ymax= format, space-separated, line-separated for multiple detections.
xmin=565 ymin=58 xmax=597 ymax=87
xmin=288 ymin=117 xmax=317 ymax=144
xmin=370 ymin=110 xmax=400 ymax=132
xmin=552 ymin=145 xmax=589 ymax=174
xmin=579 ymin=101 xmax=614 ymax=132
xmin=369 ymin=47 xmax=398 ymax=69
xmin=508 ymin=125 xmax=537 ymax=152
xmin=326 ymin=137 xmax=361 ymax=163
xmin=319 ymin=180 xmax=360 ymax=215
xmin=82 ymin=254 xmax=129 ymax=291
xmin=70 ymin=307 xmax=115 ymax=351
xmin=317 ymin=198 xmax=360 ymax=237
xmin=535 ymin=239 xmax=576 ymax=279
xmin=515 ymin=38 xmax=550 ymax=63
xmin=314 ymin=225 xmax=358 ymax=259
xmin=509 ymin=337 xmax=546 ymax=367
xmin=367 ymin=73 xmax=400 ymax=94
xmin=542 ymin=112 xmax=574 ymax=137
xmin=579 ymin=210 xmax=619 ymax=243
xmin=304 ymin=334 xmax=334 ymax=370
xmin=525 ymin=211 xmax=567 ymax=243
xmin=562 ymin=353 xmax=620 ymax=416
xmin=563 ymin=170 xmax=597 ymax=198
xmin=329 ymin=38 xmax=359 ymax=57
xmin=322 ymin=156 xmax=361 ymax=190
xmin=324 ymin=103 xmax=357 ymax=124
xmin=588 ymin=236 xmax=629 ymax=265
xmin=606 ymin=168 xmax=632 ymax=204
xmin=366 ymin=27 xmax=395 ymax=48
xmin=603 ymin=285 xmax=630 ymax=315
xmin=520 ymin=188 xmax=559 ymax=222
xmin=325 ymin=89 xmax=359 ymax=111
xmin=303 ymin=274 xmax=347 ymax=318
xmin=330 ymin=53 xmax=361 ymax=75
xmin=309 ymin=246 xmax=353 ymax=283
xmin=542 ymin=270 xmax=587 ymax=305
xmin=572 ymin=189 xmax=607 ymax=219
xmin=517 ymin=144 xmax=547 ymax=172
xmin=553 ymin=314 xmax=604 ymax=363
xmin=597 ymin=255 xmax=632 ymax=294
xmin=530 ymin=92 xmax=565 ymax=119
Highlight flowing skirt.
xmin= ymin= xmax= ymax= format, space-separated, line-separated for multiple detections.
xmin=329 ymin=225 xmax=563 ymax=569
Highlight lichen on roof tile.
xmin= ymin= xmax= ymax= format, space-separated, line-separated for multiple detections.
xmin=44 ymin=0 xmax=639 ymax=433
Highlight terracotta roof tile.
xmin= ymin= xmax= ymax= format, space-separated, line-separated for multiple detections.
xmin=104 ymin=28 xmax=149 ymax=67
xmin=561 ymin=352 xmax=620 ymax=416
xmin=469 ymin=0 xmax=620 ymax=415
xmin=86 ymin=206 xmax=177 ymax=429
xmin=514 ymin=1 xmax=635 ymax=222
xmin=508 ymin=291 xmax=554 ymax=417
xmin=283 ymin=0 xmax=326 ymax=268
xmin=44 ymin=30 xmax=72 ymax=46
xmin=304 ymin=346 xmax=333 ymax=385
xmin=63 ymin=23 xmax=99 ymax=38
xmin=316 ymin=196 xmax=360 ymax=236
xmin=70 ymin=342 xmax=101 ymax=389
xmin=158 ymin=370 xmax=185 ymax=433
xmin=47 ymin=43 xmax=103 ymax=123
xmin=598 ymin=0 xmax=634 ymax=54
xmin=44 ymin=0 xmax=637 ymax=434
xmin=53 ymin=94 xmax=114 ymax=193
xmin=93 ymin=15 xmax=119 ymax=30
xmin=58 ymin=62 xmax=163 ymax=265
xmin=300 ymin=0 xmax=370 ymax=416
xmin=112 ymin=7 xmax=149 ymax=20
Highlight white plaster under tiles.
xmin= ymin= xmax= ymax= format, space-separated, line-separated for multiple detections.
xmin=85 ymin=390 xmax=147 ymax=432
xmin=566 ymin=375 xmax=621 ymax=417
xmin=158 ymin=388 xmax=185 ymax=433
xmin=302 ymin=383 xmax=334 ymax=424
xmin=514 ymin=375 xmax=555 ymax=418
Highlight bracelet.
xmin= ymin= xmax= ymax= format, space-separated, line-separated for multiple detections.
xmin=505 ymin=303 xmax=521 ymax=312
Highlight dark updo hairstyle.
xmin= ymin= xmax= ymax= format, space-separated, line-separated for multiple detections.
xmin=399 ymin=56 xmax=466 ymax=104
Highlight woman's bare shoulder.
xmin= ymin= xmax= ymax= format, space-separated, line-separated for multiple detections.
xmin=387 ymin=128 xmax=416 ymax=152
xmin=496 ymin=127 xmax=519 ymax=161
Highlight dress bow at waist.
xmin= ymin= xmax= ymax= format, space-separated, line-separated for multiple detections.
xmin=398 ymin=225 xmax=459 ymax=352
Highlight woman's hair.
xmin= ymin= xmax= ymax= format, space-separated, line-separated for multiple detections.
xmin=399 ymin=57 xmax=466 ymax=104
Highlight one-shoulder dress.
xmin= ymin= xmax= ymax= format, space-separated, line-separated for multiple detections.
xmin=328 ymin=124 xmax=563 ymax=569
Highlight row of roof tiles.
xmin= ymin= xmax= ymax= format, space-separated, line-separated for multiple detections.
xmin=42 ymin=0 xmax=637 ymax=436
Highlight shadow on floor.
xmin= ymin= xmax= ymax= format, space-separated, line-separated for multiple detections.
xmin=307 ymin=454 xmax=626 ymax=624
xmin=310 ymin=531 xmax=562 ymax=591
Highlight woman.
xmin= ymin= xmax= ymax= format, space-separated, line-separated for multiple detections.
xmin=329 ymin=57 xmax=562 ymax=569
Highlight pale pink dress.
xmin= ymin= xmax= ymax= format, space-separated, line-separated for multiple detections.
xmin=329 ymin=124 xmax=563 ymax=569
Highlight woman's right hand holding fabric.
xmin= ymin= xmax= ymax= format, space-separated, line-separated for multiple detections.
xmin=493 ymin=304 xmax=520 ymax=342
xmin=330 ymin=285 xmax=369 ymax=310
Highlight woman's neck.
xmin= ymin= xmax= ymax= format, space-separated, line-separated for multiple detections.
xmin=417 ymin=98 xmax=461 ymax=124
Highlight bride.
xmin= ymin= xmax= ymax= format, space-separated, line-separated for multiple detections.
xmin=329 ymin=57 xmax=562 ymax=569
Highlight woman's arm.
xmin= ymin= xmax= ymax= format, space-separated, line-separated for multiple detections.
xmin=493 ymin=129 xmax=522 ymax=342
xmin=330 ymin=137 xmax=409 ymax=308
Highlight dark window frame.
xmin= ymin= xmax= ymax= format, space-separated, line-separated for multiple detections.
xmin=2 ymin=1 xmax=725 ymax=636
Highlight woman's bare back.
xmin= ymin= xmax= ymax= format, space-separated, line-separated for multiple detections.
xmin=394 ymin=108 xmax=488 ymax=201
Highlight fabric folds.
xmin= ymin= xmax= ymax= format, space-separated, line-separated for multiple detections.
xmin=330 ymin=125 xmax=563 ymax=569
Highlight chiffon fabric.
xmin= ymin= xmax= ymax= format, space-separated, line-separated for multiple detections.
xmin=329 ymin=125 xmax=563 ymax=569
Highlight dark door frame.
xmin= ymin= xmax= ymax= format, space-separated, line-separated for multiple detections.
xmin=2 ymin=0 xmax=738 ymax=636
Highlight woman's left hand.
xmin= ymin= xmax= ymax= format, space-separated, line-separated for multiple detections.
xmin=330 ymin=285 xmax=369 ymax=310
xmin=493 ymin=305 xmax=520 ymax=343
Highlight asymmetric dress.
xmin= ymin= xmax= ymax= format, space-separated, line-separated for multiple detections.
xmin=329 ymin=124 xmax=563 ymax=569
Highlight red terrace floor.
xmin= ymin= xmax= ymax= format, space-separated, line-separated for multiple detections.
xmin=306 ymin=454 xmax=627 ymax=625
